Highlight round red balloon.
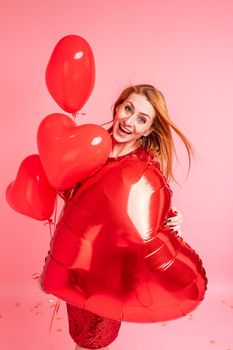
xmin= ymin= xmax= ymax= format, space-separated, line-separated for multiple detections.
xmin=41 ymin=147 xmax=208 ymax=322
xmin=6 ymin=155 xmax=57 ymax=220
xmin=46 ymin=35 xmax=95 ymax=113
xmin=37 ymin=113 xmax=112 ymax=190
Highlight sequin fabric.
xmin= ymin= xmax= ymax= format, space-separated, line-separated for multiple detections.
xmin=66 ymin=303 xmax=121 ymax=349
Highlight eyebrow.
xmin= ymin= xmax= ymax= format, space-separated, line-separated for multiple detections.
xmin=127 ymin=101 xmax=150 ymax=118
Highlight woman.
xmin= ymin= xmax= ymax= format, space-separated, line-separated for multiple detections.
xmin=41 ymin=84 xmax=206 ymax=350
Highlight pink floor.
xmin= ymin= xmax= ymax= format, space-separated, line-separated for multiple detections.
xmin=0 ymin=280 xmax=232 ymax=350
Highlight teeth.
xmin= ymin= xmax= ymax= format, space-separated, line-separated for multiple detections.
xmin=119 ymin=124 xmax=132 ymax=134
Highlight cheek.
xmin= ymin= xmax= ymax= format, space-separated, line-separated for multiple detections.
xmin=134 ymin=124 xmax=147 ymax=134
xmin=114 ymin=111 xmax=125 ymax=122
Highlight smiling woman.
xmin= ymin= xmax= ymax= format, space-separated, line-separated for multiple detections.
xmin=41 ymin=84 xmax=207 ymax=350
xmin=110 ymin=93 xmax=156 ymax=157
xmin=109 ymin=84 xmax=195 ymax=182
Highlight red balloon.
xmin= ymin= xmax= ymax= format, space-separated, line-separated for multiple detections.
xmin=37 ymin=113 xmax=112 ymax=190
xmin=41 ymin=147 xmax=208 ymax=322
xmin=46 ymin=35 xmax=95 ymax=113
xmin=6 ymin=155 xmax=57 ymax=220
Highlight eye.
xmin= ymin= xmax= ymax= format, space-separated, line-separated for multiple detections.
xmin=138 ymin=116 xmax=146 ymax=123
xmin=124 ymin=105 xmax=132 ymax=112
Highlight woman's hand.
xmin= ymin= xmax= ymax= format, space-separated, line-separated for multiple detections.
xmin=163 ymin=207 xmax=183 ymax=237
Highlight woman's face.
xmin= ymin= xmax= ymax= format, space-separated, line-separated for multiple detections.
xmin=112 ymin=93 xmax=155 ymax=144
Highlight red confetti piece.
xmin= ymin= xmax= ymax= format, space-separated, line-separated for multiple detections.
xmin=15 ymin=303 xmax=20 ymax=307
xmin=209 ymin=340 xmax=216 ymax=344
xmin=56 ymin=328 xmax=62 ymax=332
xmin=159 ymin=323 xmax=167 ymax=327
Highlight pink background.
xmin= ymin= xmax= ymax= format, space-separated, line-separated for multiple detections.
xmin=1 ymin=0 xmax=232 ymax=349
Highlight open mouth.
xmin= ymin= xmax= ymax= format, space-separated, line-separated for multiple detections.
xmin=119 ymin=124 xmax=132 ymax=134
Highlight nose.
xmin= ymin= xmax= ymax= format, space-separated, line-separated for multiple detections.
xmin=123 ymin=114 xmax=135 ymax=127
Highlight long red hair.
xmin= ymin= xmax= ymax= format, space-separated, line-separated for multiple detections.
xmin=107 ymin=84 xmax=196 ymax=183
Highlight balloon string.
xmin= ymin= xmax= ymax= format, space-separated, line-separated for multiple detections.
xmin=72 ymin=112 xmax=77 ymax=121
xmin=100 ymin=120 xmax=113 ymax=127
xmin=47 ymin=198 xmax=61 ymax=335
xmin=72 ymin=111 xmax=86 ymax=122
xmin=31 ymin=198 xmax=60 ymax=339
xmin=43 ymin=194 xmax=58 ymax=238
xmin=32 ymin=272 xmax=61 ymax=338
xmin=52 ymin=195 xmax=58 ymax=236
xmin=49 ymin=298 xmax=61 ymax=335
xmin=44 ymin=219 xmax=53 ymax=238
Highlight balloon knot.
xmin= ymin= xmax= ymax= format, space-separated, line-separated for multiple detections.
xmin=31 ymin=272 xmax=41 ymax=280
xmin=44 ymin=218 xmax=53 ymax=226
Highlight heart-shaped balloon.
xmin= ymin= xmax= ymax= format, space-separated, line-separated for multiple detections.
xmin=37 ymin=113 xmax=112 ymax=190
xmin=6 ymin=155 xmax=57 ymax=220
xmin=46 ymin=35 xmax=95 ymax=113
xmin=41 ymin=147 xmax=208 ymax=322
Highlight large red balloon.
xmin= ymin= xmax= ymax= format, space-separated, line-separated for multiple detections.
xmin=6 ymin=155 xmax=57 ymax=220
xmin=41 ymin=147 xmax=208 ymax=322
xmin=46 ymin=35 xmax=95 ymax=113
xmin=37 ymin=113 xmax=112 ymax=190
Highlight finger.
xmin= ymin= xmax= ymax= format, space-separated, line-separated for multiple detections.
xmin=164 ymin=219 xmax=183 ymax=226
xmin=170 ymin=227 xmax=182 ymax=237
xmin=170 ymin=225 xmax=181 ymax=231
xmin=171 ymin=207 xmax=183 ymax=218
xmin=177 ymin=229 xmax=182 ymax=237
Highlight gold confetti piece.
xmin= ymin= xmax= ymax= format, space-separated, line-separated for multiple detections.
xmin=209 ymin=340 xmax=216 ymax=344
xmin=15 ymin=303 xmax=20 ymax=307
xmin=50 ymin=304 xmax=56 ymax=308
xmin=56 ymin=328 xmax=62 ymax=332
xmin=159 ymin=323 xmax=167 ymax=327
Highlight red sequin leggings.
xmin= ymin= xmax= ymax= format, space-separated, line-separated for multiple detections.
xmin=66 ymin=303 xmax=121 ymax=349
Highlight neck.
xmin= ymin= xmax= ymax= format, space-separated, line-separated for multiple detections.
xmin=109 ymin=138 xmax=141 ymax=158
